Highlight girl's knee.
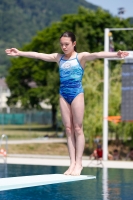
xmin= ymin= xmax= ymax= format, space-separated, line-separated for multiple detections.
xmin=65 ymin=126 xmax=72 ymax=136
xmin=74 ymin=126 xmax=83 ymax=135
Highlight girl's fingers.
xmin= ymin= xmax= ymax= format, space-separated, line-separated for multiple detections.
xmin=119 ymin=51 xmax=129 ymax=57
xmin=5 ymin=49 xmax=10 ymax=53
xmin=5 ymin=49 xmax=12 ymax=53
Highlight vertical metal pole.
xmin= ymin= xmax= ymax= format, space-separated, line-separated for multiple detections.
xmin=103 ymin=28 xmax=109 ymax=160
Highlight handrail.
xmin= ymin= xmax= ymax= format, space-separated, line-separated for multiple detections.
xmin=0 ymin=134 xmax=8 ymax=155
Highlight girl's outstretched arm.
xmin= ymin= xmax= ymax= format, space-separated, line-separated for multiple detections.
xmin=81 ymin=50 xmax=129 ymax=61
xmin=5 ymin=48 xmax=60 ymax=62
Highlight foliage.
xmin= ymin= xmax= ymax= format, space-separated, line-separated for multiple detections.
xmin=83 ymin=60 xmax=133 ymax=145
xmin=129 ymin=17 xmax=133 ymax=24
xmin=83 ymin=60 xmax=103 ymax=144
xmin=0 ymin=0 xmax=99 ymax=76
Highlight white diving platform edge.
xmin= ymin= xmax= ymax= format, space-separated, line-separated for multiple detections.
xmin=0 ymin=174 xmax=96 ymax=191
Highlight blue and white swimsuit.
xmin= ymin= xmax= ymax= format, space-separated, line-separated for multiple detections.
xmin=59 ymin=54 xmax=84 ymax=104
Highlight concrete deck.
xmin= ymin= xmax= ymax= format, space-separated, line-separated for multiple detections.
xmin=0 ymin=154 xmax=133 ymax=169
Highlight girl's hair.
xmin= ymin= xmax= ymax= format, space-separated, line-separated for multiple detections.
xmin=60 ymin=31 xmax=77 ymax=51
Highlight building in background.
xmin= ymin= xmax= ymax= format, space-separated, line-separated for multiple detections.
xmin=0 ymin=78 xmax=51 ymax=112
xmin=0 ymin=78 xmax=10 ymax=113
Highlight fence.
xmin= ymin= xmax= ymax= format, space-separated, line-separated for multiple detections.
xmin=0 ymin=110 xmax=52 ymax=125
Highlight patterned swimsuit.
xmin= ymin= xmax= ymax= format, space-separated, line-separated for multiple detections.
xmin=59 ymin=53 xmax=84 ymax=104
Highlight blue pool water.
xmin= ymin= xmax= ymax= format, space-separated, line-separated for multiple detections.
xmin=0 ymin=163 xmax=133 ymax=200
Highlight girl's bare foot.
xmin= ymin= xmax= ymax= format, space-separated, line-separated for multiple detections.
xmin=64 ymin=163 xmax=75 ymax=175
xmin=71 ymin=164 xmax=83 ymax=176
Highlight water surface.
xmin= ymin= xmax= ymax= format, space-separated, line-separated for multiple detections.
xmin=0 ymin=163 xmax=133 ymax=200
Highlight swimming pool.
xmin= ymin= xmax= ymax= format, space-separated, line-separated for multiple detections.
xmin=0 ymin=163 xmax=133 ymax=200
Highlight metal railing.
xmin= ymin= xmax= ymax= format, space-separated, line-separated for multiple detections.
xmin=0 ymin=134 xmax=8 ymax=158
xmin=0 ymin=134 xmax=8 ymax=177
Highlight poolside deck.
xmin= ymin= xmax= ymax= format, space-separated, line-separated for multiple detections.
xmin=0 ymin=154 xmax=133 ymax=169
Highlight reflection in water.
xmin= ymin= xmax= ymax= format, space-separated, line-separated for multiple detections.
xmin=0 ymin=156 xmax=7 ymax=178
xmin=103 ymin=167 xmax=109 ymax=200
xmin=0 ymin=158 xmax=7 ymax=178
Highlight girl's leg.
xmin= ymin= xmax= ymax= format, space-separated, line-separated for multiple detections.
xmin=71 ymin=93 xmax=85 ymax=176
xmin=59 ymin=96 xmax=76 ymax=175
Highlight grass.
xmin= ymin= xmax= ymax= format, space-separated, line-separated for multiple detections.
xmin=0 ymin=124 xmax=132 ymax=157
xmin=0 ymin=124 xmax=57 ymax=139
xmin=7 ymin=143 xmax=69 ymax=156
xmin=6 ymin=143 xmax=91 ymax=156
xmin=0 ymin=124 xmax=69 ymax=156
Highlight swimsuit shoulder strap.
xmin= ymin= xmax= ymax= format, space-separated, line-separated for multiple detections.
xmin=59 ymin=54 xmax=65 ymax=63
xmin=76 ymin=53 xmax=80 ymax=62
xmin=76 ymin=53 xmax=84 ymax=70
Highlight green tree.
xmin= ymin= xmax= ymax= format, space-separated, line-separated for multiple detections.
xmin=82 ymin=60 xmax=103 ymax=145
xmin=6 ymin=24 xmax=61 ymax=128
xmin=0 ymin=0 xmax=99 ymax=76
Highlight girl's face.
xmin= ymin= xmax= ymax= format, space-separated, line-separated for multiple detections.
xmin=60 ymin=37 xmax=76 ymax=54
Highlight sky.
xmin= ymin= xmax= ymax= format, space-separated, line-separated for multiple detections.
xmin=86 ymin=0 xmax=133 ymax=18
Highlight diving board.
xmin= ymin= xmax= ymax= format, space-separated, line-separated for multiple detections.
xmin=0 ymin=174 xmax=96 ymax=191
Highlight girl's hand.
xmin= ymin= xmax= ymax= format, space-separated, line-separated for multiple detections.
xmin=5 ymin=48 xmax=20 ymax=56
xmin=117 ymin=50 xmax=129 ymax=58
